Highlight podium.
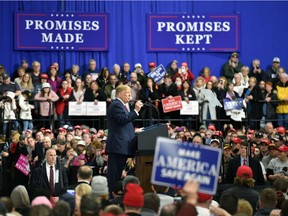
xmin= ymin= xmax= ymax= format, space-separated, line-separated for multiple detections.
xmin=136 ymin=124 xmax=168 ymax=192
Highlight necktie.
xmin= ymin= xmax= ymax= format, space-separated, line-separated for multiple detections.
xmin=243 ymin=159 xmax=247 ymax=166
xmin=50 ymin=166 xmax=54 ymax=195
xmin=125 ymin=104 xmax=129 ymax=112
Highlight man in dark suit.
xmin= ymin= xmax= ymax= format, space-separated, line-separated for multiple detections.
xmin=64 ymin=165 xmax=92 ymax=192
xmin=30 ymin=148 xmax=68 ymax=199
xmin=106 ymin=85 xmax=143 ymax=197
xmin=225 ymin=141 xmax=265 ymax=186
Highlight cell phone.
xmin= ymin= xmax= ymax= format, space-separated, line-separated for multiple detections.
xmin=181 ymin=66 xmax=186 ymax=73
xmin=67 ymin=189 xmax=75 ymax=196
xmin=233 ymin=148 xmax=239 ymax=154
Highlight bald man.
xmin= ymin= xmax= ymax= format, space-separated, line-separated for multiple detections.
xmin=30 ymin=148 xmax=68 ymax=199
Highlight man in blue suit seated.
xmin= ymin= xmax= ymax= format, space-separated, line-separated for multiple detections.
xmin=106 ymin=85 xmax=143 ymax=197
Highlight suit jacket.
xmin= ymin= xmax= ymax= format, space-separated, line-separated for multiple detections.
xmin=242 ymin=85 xmax=264 ymax=119
xmin=30 ymin=160 xmax=68 ymax=197
xmin=225 ymin=155 xmax=265 ymax=185
xmin=106 ymin=98 xmax=138 ymax=156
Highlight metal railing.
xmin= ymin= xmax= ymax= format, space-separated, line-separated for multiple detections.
xmin=0 ymin=98 xmax=284 ymax=137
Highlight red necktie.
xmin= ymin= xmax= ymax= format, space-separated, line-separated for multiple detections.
xmin=50 ymin=166 xmax=54 ymax=195
xmin=243 ymin=159 xmax=247 ymax=166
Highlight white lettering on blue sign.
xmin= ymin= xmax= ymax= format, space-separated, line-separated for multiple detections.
xmin=148 ymin=64 xmax=166 ymax=83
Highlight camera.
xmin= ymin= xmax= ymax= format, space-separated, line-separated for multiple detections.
xmin=181 ymin=66 xmax=186 ymax=73
xmin=219 ymin=80 xmax=223 ymax=84
xmin=256 ymin=64 xmax=260 ymax=69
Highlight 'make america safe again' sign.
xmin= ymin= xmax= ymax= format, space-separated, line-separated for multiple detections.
xmin=147 ymin=13 xmax=239 ymax=52
xmin=14 ymin=12 xmax=109 ymax=51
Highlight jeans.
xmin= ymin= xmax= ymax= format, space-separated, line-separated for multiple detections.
xmin=277 ymin=114 xmax=288 ymax=129
xmin=22 ymin=120 xmax=33 ymax=132
xmin=3 ymin=120 xmax=19 ymax=136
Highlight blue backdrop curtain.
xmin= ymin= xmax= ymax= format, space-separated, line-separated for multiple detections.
xmin=0 ymin=0 xmax=288 ymax=77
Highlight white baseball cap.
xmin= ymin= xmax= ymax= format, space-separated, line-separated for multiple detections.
xmin=134 ymin=63 xmax=142 ymax=68
xmin=273 ymin=57 xmax=280 ymax=63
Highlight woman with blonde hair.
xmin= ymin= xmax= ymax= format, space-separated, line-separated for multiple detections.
xmin=236 ymin=199 xmax=253 ymax=216
xmin=19 ymin=72 xmax=34 ymax=92
xmin=75 ymin=183 xmax=92 ymax=216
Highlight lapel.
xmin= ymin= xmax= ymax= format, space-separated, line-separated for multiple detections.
xmin=42 ymin=163 xmax=50 ymax=188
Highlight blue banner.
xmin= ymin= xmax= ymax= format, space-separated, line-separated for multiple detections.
xmin=14 ymin=12 xmax=109 ymax=51
xmin=147 ymin=64 xmax=166 ymax=84
xmin=151 ymin=137 xmax=222 ymax=195
xmin=223 ymin=98 xmax=245 ymax=110
xmin=147 ymin=14 xmax=239 ymax=52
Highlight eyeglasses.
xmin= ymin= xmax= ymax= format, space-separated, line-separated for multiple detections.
xmin=232 ymin=56 xmax=238 ymax=58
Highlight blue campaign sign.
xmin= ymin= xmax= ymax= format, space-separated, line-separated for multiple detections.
xmin=223 ymin=98 xmax=245 ymax=110
xmin=151 ymin=137 xmax=222 ymax=195
xmin=147 ymin=13 xmax=240 ymax=52
xmin=14 ymin=12 xmax=109 ymax=51
xmin=147 ymin=64 xmax=166 ymax=83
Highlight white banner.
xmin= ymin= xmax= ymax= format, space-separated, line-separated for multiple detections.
xmin=68 ymin=102 xmax=87 ymax=116
xmin=68 ymin=102 xmax=107 ymax=116
xmin=86 ymin=102 xmax=107 ymax=116
xmin=180 ymin=101 xmax=199 ymax=115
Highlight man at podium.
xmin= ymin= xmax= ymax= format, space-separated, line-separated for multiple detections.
xmin=106 ymin=85 xmax=143 ymax=197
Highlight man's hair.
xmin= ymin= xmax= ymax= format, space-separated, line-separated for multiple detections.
xmin=29 ymin=204 xmax=51 ymax=216
xmin=80 ymin=193 xmax=101 ymax=216
xmin=122 ymin=175 xmax=140 ymax=191
xmin=52 ymin=200 xmax=70 ymax=216
xmin=104 ymin=204 xmax=124 ymax=215
xmin=160 ymin=204 xmax=176 ymax=216
xmin=0 ymin=197 xmax=13 ymax=212
xmin=259 ymin=188 xmax=277 ymax=208
xmin=78 ymin=166 xmax=93 ymax=180
xmin=143 ymin=193 xmax=160 ymax=213
xmin=219 ymin=192 xmax=238 ymax=215
xmin=45 ymin=148 xmax=56 ymax=156
xmin=116 ymin=85 xmax=130 ymax=96
xmin=234 ymin=176 xmax=255 ymax=188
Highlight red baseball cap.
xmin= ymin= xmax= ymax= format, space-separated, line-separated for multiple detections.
xmin=213 ymin=131 xmax=223 ymax=137
xmin=260 ymin=138 xmax=270 ymax=146
xmin=181 ymin=62 xmax=188 ymax=67
xmin=74 ymin=125 xmax=82 ymax=130
xmin=277 ymin=145 xmax=288 ymax=153
xmin=40 ymin=127 xmax=46 ymax=132
xmin=197 ymin=192 xmax=213 ymax=203
xmin=58 ymin=127 xmax=66 ymax=133
xmin=231 ymin=137 xmax=242 ymax=144
xmin=40 ymin=73 xmax=49 ymax=79
xmin=208 ymin=125 xmax=216 ymax=131
xmin=236 ymin=165 xmax=253 ymax=178
xmin=148 ymin=62 xmax=156 ymax=68
xmin=82 ymin=128 xmax=90 ymax=133
xmin=276 ymin=126 xmax=286 ymax=135
xmin=44 ymin=129 xmax=52 ymax=134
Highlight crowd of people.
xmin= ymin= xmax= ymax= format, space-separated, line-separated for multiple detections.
xmin=0 ymin=122 xmax=287 ymax=215
xmin=0 ymin=53 xmax=287 ymax=216
xmin=0 ymin=53 xmax=287 ymax=136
